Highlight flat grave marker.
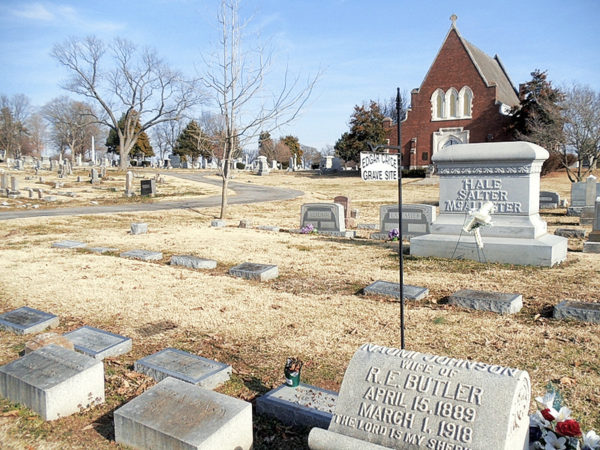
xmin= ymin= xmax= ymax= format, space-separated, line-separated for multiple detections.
xmin=51 ymin=240 xmax=87 ymax=249
xmin=88 ymin=247 xmax=119 ymax=254
xmin=114 ymin=377 xmax=252 ymax=450
xmin=256 ymin=383 xmax=337 ymax=429
xmin=211 ymin=219 xmax=226 ymax=227
xmin=308 ymin=343 xmax=531 ymax=450
xmin=0 ymin=344 xmax=104 ymax=420
xmin=120 ymin=249 xmax=163 ymax=261
xmin=134 ymin=348 xmax=231 ymax=389
xmin=449 ymin=289 xmax=523 ymax=314
xmin=229 ymin=262 xmax=278 ymax=281
xmin=0 ymin=306 xmax=59 ymax=335
xmin=363 ymin=281 xmax=429 ymax=301
xmin=64 ymin=326 xmax=132 ymax=360
xmin=171 ymin=255 xmax=217 ymax=270
xmin=553 ymin=300 xmax=600 ymax=324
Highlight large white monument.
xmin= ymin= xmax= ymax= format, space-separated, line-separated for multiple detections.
xmin=410 ymin=142 xmax=567 ymax=266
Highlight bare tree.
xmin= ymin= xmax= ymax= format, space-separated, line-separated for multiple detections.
xmin=201 ymin=0 xmax=319 ymax=218
xmin=378 ymin=90 xmax=409 ymax=123
xmin=151 ymin=119 xmax=182 ymax=164
xmin=51 ymin=36 xmax=201 ymax=169
xmin=0 ymin=94 xmax=31 ymax=159
xmin=560 ymin=84 xmax=600 ymax=181
xmin=43 ymin=96 xmax=101 ymax=159
xmin=25 ymin=113 xmax=47 ymax=158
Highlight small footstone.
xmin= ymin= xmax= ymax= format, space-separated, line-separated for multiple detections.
xmin=229 ymin=262 xmax=278 ymax=281
xmin=52 ymin=240 xmax=87 ymax=249
xmin=114 ymin=377 xmax=252 ymax=450
xmin=120 ymin=249 xmax=163 ymax=261
xmin=25 ymin=332 xmax=74 ymax=354
xmin=170 ymin=255 xmax=217 ymax=269
xmin=0 ymin=344 xmax=104 ymax=420
xmin=357 ymin=223 xmax=377 ymax=230
xmin=363 ymin=280 xmax=429 ymax=301
xmin=64 ymin=326 xmax=132 ymax=360
xmin=256 ymin=383 xmax=337 ymax=429
xmin=257 ymin=225 xmax=280 ymax=232
xmin=554 ymin=228 xmax=586 ymax=239
xmin=134 ymin=348 xmax=231 ymax=389
xmin=238 ymin=219 xmax=253 ymax=228
xmin=130 ymin=223 xmax=148 ymax=235
xmin=554 ymin=300 xmax=600 ymax=324
xmin=0 ymin=306 xmax=59 ymax=335
xmin=211 ymin=219 xmax=226 ymax=227
xmin=87 ymin=247 xmax=118 ymax=254
xmin=449 ymin=289 xmax=523 ymax=314
xmin=583 ymin=241 xmax=600 ymax=253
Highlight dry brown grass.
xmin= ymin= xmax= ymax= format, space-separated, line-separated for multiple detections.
xmin=0 ymin=168 xmax=598 ymax=448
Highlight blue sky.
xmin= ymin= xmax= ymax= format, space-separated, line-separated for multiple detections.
xmin=0 ymin=0 xmax=599 ymax=151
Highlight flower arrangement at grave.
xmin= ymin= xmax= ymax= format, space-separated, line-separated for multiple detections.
xmin=300 ymin=224 xmax=317 ymax=234
xmin=388 ymin=228 xmax=400 ymax=241
xmin=529 ymin=386 xmax=599 ymax=450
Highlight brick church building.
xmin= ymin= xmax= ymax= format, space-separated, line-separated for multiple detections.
xmin=385 ymin=16 xmax=520 ymax=169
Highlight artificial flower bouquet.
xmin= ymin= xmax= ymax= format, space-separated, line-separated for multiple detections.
xmin=530 ymin=389 xmax=599 ymax=450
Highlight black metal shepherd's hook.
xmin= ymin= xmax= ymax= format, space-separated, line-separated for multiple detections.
xmin=366 ymin=87 xmax=405 ymax=349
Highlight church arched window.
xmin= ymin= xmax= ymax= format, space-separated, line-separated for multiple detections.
xmin=459 ymin=86 xmax=473 ymax=117
xmin=446 ymin=88 xmax=459 ymax=118
xmin=431 ymin=89 xmax=445 ymax=120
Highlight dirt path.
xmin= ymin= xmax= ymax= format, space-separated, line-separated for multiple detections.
xmin=0 ymin=173 xmax=303 ymax=220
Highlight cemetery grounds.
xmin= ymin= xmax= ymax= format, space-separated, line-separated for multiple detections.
xmin=0 ymin=167 xmax=598 ymax=449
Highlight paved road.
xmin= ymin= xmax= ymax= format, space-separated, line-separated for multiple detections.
xmin=0 ymin=173 xmax=303 ymax=220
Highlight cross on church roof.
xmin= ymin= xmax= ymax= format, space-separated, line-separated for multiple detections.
xmin=450 ymin=14 xmax=458 ymax=27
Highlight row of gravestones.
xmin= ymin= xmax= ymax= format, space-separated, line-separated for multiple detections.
xmin=0 ymin=305 xmax=541 ymax=450
xmin=52 ymin=238 xmax=280 ymax=282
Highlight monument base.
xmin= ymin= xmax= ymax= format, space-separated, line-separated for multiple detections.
xmin=410 ymin=233 xmax=567 ymax=267
xmin=583 ymin=241 xmax=600 ymax=253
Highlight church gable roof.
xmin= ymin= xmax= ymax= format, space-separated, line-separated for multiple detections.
xmin=462 ymin=37 xmax=519 ymax=107
xmin=418 ymin=19 xmax=519 ymax=108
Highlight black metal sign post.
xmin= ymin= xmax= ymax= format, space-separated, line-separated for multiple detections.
xmin=365 ymin=88 xmax=405 ymax=349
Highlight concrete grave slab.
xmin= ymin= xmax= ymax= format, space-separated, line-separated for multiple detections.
xmin=134 ymin=348 xmax=231 ymax=389
xmin=256 ymin=383 xmax=337 ymax=429
xmin=51 ymin=240 xmax=87 ymax=249
xmin=0 ymin=306 xmax=59 ymax=335
xmin=211 ymin=219 xmax=226 ymax=227
xmin=363 ymin=280 xmax=429 ymax=301
xmin=114 ymin=377 xmax=252 ymax=450
xmin=554 ymin=300 xmax=600 ymax=324
xmin=229 ymin=262 xmax=278 ymax=281
xmin=87 ymin=247 xmax=119 ymax=254
xmin=257 ymin=225 xmax=280 ymax=232
xmin=120 ymin=249 xmax=163 ymax=261
xmin=130 ymin=223 xmax=148 ymax=235
xmin=554 ymin=228 xmax=586 ymax=239
xmin=0 ymin=344 xmax=104 ymax=420
xmin=308 ymin=343 xmax=531 ymax=450
xmin=170 ymin=255 xmax=217 ymax=270
xmin=64 ymin=326 xmax=132 ymax=360
xmin=449 ymin=289 xmax=523 ymax=314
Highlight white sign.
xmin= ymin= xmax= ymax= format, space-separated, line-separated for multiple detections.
xmin=360 ymin=152 xmax=398 ymax=182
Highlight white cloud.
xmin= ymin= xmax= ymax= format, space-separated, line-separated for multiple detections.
xmin=12 ymin=2 xmax=54 ymax=21
xmin=10 ymin=2 xmax=124 ymax=33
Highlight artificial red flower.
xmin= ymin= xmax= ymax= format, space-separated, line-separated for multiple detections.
xmin=556 ymin=419 xmax=582 ymax=437
xmin=541 ymin=408 xmax=556 ymax=421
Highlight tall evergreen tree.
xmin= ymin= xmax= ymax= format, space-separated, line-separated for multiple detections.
xmin=334 ymin=101 xmax=386 ymax=163
xmin=510 ymin=70 xmax=564 ymax=152
xmin=281 ymin=135 xmax=302 ymax=165
xmin=173 ymin=120 xmax=211 ymax=160
xmin=106 ymin=114 xmax=154 ymax=158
